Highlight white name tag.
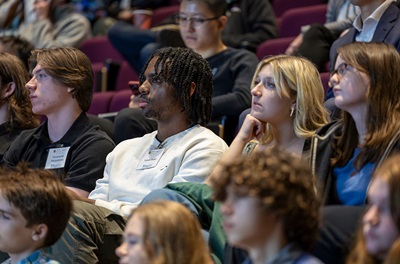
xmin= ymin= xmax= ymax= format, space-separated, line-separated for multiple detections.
xmin=45 ymin=147 xmax=71 ymax=169
xmin=137 ymin=148 xmax=165 ymax=170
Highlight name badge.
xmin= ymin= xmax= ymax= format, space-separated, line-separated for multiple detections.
xmin=137 ymin=149 xmax=165 ymax=170
xmin=45 ymin=147 xmax=71 ymax=169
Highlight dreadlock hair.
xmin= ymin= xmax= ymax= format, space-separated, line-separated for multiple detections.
xmin=139 ymin=47 xmax=213 ymax=126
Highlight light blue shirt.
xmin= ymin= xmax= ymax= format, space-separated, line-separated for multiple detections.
xmin=1 ymin=249 xmax=60 ymax=264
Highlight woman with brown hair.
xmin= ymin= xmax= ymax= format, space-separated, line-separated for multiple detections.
xmin=312 ymin=42 xmax=400 ymax=205
xmin=116 ymin=200 xmax=213 ymax=264
xmin=0 ymin=52 xmax=39 ymax=161
xmin=347 ymin=154 xmax=400 ymax=264
xmin=311 ymin=42 xmax=400 ymax=264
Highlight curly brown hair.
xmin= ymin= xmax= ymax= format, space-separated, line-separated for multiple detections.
xmin=211 ymin=146 xmax=320 ymax=251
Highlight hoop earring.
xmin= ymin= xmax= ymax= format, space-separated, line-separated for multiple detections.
xmin=290 ymin=106 xmax=295 ymax=117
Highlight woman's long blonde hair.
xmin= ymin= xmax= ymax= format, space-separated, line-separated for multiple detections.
xmin=129 ymin=200 xmax=213 ymax=264
xmin=251 ymin=55 xmax=329 ymax=144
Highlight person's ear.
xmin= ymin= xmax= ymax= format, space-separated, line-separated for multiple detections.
xmin=2 ymin=82 xmax=16 ymax=100
xmin=217 ymin=15 xmax=227 ymax=30
xmin=66 ymin=87 xmax=75 ymax=93
xmin=190 ymin=82 xmax=196 ymax=97
xmin=31 ymin=223 xmax=48 ymax=242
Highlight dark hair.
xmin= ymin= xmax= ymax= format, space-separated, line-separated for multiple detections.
xmin=212 ymin=146 xmax=320 ymax=251
xmin=180 ymin=0 xmax=227 ymax=17
xmin=0 ymin=53 xmax=39 ymax=131
xmin=29 ymin=47 xmax=94 ymax=112
xmin=331 ymin=42 xmax=400 ymax=169
xmin=0 ymin=36 xmax=34 ymax=71
xmin=140 ymin=47 xmax=213 ymax=126
xmin=0 ymin=164 xmax=72 ymax=247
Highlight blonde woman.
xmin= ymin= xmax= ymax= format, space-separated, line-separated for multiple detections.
xmin=116 ymin=200 xmax=213 ymax=264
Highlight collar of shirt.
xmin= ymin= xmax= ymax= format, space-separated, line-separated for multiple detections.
xmin=353 ymin=0 xmax=395 ymax=42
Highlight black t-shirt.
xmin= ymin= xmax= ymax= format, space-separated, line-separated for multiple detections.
xmin=2 ymin=113 xmax=115 ymax=193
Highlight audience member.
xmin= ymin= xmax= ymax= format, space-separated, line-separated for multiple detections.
xmin=16 ymin=0 xmax=92 ymax=48
xmin=141 ymin=54 xmax=329 ymax=263
xmin=113 ymin=0 xmax=259 ymax=144
xmin=347 ymin=154 xmax=400 ymax=264
xmin=0 ymin=164 xmax=72 ymax=264
xmin=285 ymin=0 xmax=358 ymax=71
xmin=48 ymin=47 xmax=228 ymax=263
xmin=108 ymin=0 xmax=277 ymax=74
xmin=116 ymin=200 xmax=213 ymax=264
xmin=0 ymin=52 xmax=39 ymax=162
xmin=0 ymin=0 xmax=36 ymax=33
xmin=311 ymin=42 xmax=400 ymax=264
xmin=213 ymin=147 xmax=322 ymax=264
xmin=2 ymin=47 xmax=115 ymax=198
xmin=325 ymin=0 xmax=400 ymax=102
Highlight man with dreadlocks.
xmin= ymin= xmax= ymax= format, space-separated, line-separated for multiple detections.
xmin=113 ymin=0 xmax=259 ymax=145
xmin=48 ymin=47 xmax=228 ymax=263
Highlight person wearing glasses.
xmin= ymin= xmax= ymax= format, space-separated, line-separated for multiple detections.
xmin=108 ymin=0 xmax=277 ymax=74
xmin=113 ymin=0 xmax=260 ymax=144
xmin=311 ymin=42 xmax=400 ymax=264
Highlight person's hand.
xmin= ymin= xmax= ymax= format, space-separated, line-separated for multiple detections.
xmin=33 ymin=0 xmax=51 ymax=20
xmin=235 ymin=114 xmax=266 ymax=143
xmin=285 ymin=34 xmax=304 ymax=55
xmin=117 ymin=10 xmax=134 ymax=22
xmin=128 ymin=94 xmax=140 ymax=108
xmin=66 ymin=188 xmax=95 ymax=204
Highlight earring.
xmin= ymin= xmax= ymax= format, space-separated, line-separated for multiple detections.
xmin=290 ymin=106 xmax=295 ymax=117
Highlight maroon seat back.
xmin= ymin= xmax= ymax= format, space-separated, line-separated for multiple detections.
xmin=273 ymin=0 xmax=323 ymax=18
xmin=109 ymin=90 xmax=132 ymax=113
xmin=279 ymin=4 xmax=327 ymax=37
xmin=256 ymin=36 xmax=295 ymax=60
xmin=88 ymin=91 xmax=115 ymax=115
xmin=79 ymin=36 xmax=124 ymax=64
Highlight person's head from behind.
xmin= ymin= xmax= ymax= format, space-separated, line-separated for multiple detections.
xmin=250 ymin=55 xmax=329 ymax=143
xmin=116 ymin=200 xmax=212 ymax=264
xmin=27 ymin=47 xmax=94 ymax=116
xmin=177 ymin=0 xmax=227 ymax=52
xmin=138 ymin=47 xmax=212 ymax=126
xmin=363 ymin=154 xmax=400 ymax=261
xmin=330 ymin=42 xmax=400 ymax=168
xmin=212 ymin=147 xmax=320 ymax=254
xmin=0 ymin=36 xmax=34 ymax=71
xmin=0 ymin=52 xmax=39 ymax=130
xmin=0 ymin=164 xmax=72 ymax=260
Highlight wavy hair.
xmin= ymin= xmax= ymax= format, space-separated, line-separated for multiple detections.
xmin=29 ymin=47 xmax=94 ymax=112
xmin=0 ymin=52 xmax=39 ymax=131
xmin=128 ymin=200 xmax=212 ymax=264
xmin=251 ymin=55 xmax=329 ymax=144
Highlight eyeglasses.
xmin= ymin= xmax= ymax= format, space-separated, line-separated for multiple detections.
xmin=331 ymin=63 xmax=352 ymax=78
xmin=175 ymin=15 xmax=220 ymax=28
xmin=328 ymin=63 xmax=352 ymax=88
